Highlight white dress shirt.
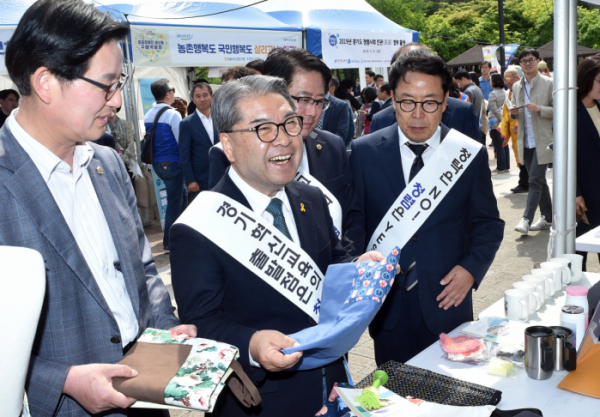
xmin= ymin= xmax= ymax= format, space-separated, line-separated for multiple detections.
xmin=398 ymin=125 xmax=441 ymax=183
xmin=8 ymin=111 xmax=139 ymax=346
xmin=196 ymin=109 xmax=215 ymax=144
xmin=299 ymin=141 xmax=310 ymax=174
xmin=228 ymin=167 xmax=301 ymax=366
xmin=523 ymin=75 xmax=537 ymax=149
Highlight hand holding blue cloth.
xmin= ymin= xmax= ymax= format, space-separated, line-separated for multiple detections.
xmin=282 ymin=247 xmax=401 ymax=370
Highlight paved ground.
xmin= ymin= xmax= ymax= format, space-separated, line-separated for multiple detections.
xmin=142 ymin=143 xmax=598 ymax=416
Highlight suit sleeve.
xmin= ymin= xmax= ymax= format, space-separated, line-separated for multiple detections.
xmin=348 ymin=141 xmax=368 ymax=253
xmin=369 ymin=112 xmax=381 ymax=133
xmin=333 ymin=103 xmax=350 ymax=140
xmin=463 ymin=102 xmax=482 ymax=142
xmin=114 ymin=149 xmax=179 ymax=329
xmin=366 ymin=101 xmax=382 ymax=122
xmin=170 ymin=224 xmax=258 ymax=371
xmin=179 ymin=120 xmax=196 ymax=186
xmin=458 ymin=147 xmax=505 ymax=287
xmin=208 ymin=146 xmax=230 ymax=189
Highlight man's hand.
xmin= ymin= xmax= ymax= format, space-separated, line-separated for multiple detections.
xmin=357 ymin=251 xmax=401 ymax=274
xmin=62 ymin=364 xmax=138 ymax=414
xmin=576 ymin=196 xmax=588 ymax=216
xmin=509 ymin=106 xmax=519 ymax=116
xmin=170 ymin=324 xmax=198 ymax=337
xmin=436 ymin=265 xmax=475 ymax=310
xmin=188 ymin=182 xmax=200 ymax=193
xmin=249 ymin=330 xmax=302 ymax=372
xmin=524 ymin=103 xmax=541 ymax=113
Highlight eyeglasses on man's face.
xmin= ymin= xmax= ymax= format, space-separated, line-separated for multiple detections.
xmin=520 ymin=57 xmax=539 ymax=65
xmin=290 ymin=96 xmax=331 ymax=111
xmin=225 ymin=115 xmax=304 ymax=143
xmin=394 ymin=99 xmax=444 ymax=113
xmin=78 ymin=73 xmax=128 ymax=101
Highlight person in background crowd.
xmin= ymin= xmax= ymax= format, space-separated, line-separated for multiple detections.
xmin=469 ymin=71 xmax=480 ymax=88
xmin=246 ymin=58 xmax=264 ymax=74
xmin=173 ymin=96 xmax=188 ymax=119
xmin=575 ymin=56 xmax=600 ymax=270
xmin=374 ymin=74 xmax=384 ymax=90
xmin=370 ymin=44 xmax=479 ymax=142
xmin=455 ymin=70 xmax=485 ymax=144
xmin=179 ymin=82 xmax=218 ymax=203
xmin=449 ymin=79 xmax=470 ymax=102
xmin=0 ymin=88 xmax=20 ymax=127
xmin=350 ymin=52 xmax=504 ymax=365
xmin=479 ymin=61 xmax=493 ymax=100
xmin=171 ymin=75 xmax=384 ymax=416
xmin=319 ymin=76 xmax=350 ymax=140
xmin=107 ymin=106 xmax=137 ymax=186
xmin=145 ymin=78 xmax=186 ymax=252
xmin=366 ymin=70 xmax=376 ymax=87
xmin=366 ymin=82 xmax=392 ymax=123
xmin=1 ymin=1 xmax=195 ymax=415
xmin=489 ymin=73 xmax=509 ymax=172
xmin=356 ymin=86 xmax=378 ymax=137
xmin=329 ymin=75 xmax=339 ymax=96
xmin=221 ymin=66 xmax=256 ymax=84
xmin=354 ymin=78 xmax=361 ymax=96
xmin=511 ymin=48 xmax=554 ymax=235
xmin=538 ymin=60 xmax=551 ymax=78
xmin=93 ymin=131 xmax=116 ymax=149
xmin=335 ymin=79 xmax=361 ymax=111
xmin=500 ymin=67 xmax=529 ymax=194
xmin=186 ymin=78 xmax=209 ymax=115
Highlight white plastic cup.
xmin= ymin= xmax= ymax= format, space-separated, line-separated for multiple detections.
xmin=505 ymin=289 xmax=529 ymax=322
xmin=561 ymin=254 xmax=583 ymax=283
xmin=513 ymin=281 xmax=542 ymax=312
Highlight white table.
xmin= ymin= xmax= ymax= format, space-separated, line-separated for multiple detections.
xmin=576 ymin=228 xmax=600 ymax=253
xmin=407 ymin=272 xmax=600 ymax=415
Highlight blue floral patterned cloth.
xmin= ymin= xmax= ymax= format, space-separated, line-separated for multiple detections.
xmin=282 ymin=247 xmax=401 ymax=370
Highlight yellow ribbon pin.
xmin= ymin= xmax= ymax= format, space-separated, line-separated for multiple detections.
xmin=301 ymin=203 xmax=306 ymax=212
xmin=96 ymin=166 xmax=104 ymax=175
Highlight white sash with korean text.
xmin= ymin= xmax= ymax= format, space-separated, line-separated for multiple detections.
xmin=367 ymin=129 xmax=483 ymax=255
xmin=175 ymin=191 xmax=323 ymax=323
xmin=295 ymin=168 xmax=343 ymax=239
xmin=212 ymin=142 xmax=343 ymax=240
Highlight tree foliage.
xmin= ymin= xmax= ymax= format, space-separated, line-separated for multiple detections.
xmin=367 ymin=0 xmax=600 ymax=63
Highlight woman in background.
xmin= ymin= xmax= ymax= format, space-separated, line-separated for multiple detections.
xmin=356 ymin=87 xmax=378 ymax=137
xmin=107 ymin=107 xmax=137 ymax=186
xmin=173 ymin=97 xmax=188 ymax=119
xmin=489 ymin=73 xmax=509 ymax=172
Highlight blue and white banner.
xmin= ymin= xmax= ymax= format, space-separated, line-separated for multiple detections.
xmin=0 ymin=28 xmax=16 ymax=76
xmin=321 ymin=29 xmax=413 ymax=69
xmin=482 ymin=43 xmax=520 ymax=72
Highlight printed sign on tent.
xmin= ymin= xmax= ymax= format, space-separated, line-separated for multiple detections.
xmin=131 ymin=26 xmax=301 ymax=67
xmin=321 ymin=29 xmax=413 ymax=69
xmin=0 ymin=28 xmax=16 ymax=76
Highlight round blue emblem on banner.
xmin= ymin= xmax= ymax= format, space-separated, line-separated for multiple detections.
xmin=329 ymin=35 xmax=337 ymax=47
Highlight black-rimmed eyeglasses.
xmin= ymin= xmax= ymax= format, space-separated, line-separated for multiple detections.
xmin=225 ymin=115 xmax=304 ymax=143
xmin=290 ymin=96 xmax=331 ymax=111
xmin=78 ymin=73 xmax=128 ymax=101
xmin=519 ymin=57 xmax=539 ymax=65
xmin=395 ymin=99 xmax=444 ymax=113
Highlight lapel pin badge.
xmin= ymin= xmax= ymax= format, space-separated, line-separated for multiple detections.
xmin=96 ymin=166 xmax=104 ymax=175
xmin=316 ymin=144 xmax=323 ymax=150
xmin=301 ymin=203 xmax=306 ymax=212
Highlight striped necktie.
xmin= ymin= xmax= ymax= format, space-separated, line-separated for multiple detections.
xmin=265 ymin=198 xmax=293 ymax=241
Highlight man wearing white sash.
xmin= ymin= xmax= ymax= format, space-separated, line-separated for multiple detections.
xmin=350 ymin=51 xmax=504 ymax=365
xmin=208 ymin=49 xmax=363 ymax=256
xmin=171 ymin=75 xmax=382 ymax=417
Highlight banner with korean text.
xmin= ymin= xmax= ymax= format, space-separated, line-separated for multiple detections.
xmin=0 ymin=28 xmax=16 ymax=76
xmin=482 ymin=44 xmax=520 ymax=72
xmin=321 ymin=29 xmax=413 ymax=69
xmin=130 ymin=26 xmax=301 ymax=68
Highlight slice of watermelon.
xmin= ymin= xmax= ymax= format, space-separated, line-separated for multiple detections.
xmin=439 ymin=333 xmax=483 ymax=355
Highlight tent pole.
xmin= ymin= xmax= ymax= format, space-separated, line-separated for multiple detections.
xmin=552 ymin=0 xmax=569 ymax=257
xmin=359 ymin=67 xmax=366 ymax=95
xmin=566 ymin=0 xmax=578 ymax=253
xmin=124 ymin=34 xmax=142 ymax=164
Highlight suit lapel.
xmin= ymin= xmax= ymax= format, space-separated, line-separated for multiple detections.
xmin=286 ymin=184 xmax=320 ymax=263
xmin=304 ymin=131 xmax=326 ymax=181
xmin=192 ymin=112 xmax=212 ymax=147
xmin=214 ymin=168 xmax=252 ymax=210
xmin=87 ymin=157 xmax=140 ymax=319
xmin=377 ymin=127 xmax=405 ymax=196
xmin=1 ymin=133 xmax=115 ymax=319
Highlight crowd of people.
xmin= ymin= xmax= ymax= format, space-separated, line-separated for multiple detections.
xmin=1 ymin=0 xmax=599 ymax=416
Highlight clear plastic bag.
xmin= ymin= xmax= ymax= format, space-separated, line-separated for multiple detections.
xmin=439 ymin=333 xmax=489 ymax=365
xmin=486 ymin=344 xmax=525 ymax=379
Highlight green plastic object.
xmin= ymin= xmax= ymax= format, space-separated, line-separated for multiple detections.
xmin=355 ymin=370 xmax=389 ymax=410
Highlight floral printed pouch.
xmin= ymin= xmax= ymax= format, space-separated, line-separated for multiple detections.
xmin=113 ymin=328 xmax=260 ymax=411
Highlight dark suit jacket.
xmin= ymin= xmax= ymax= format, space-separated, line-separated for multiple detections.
xmin=576 ymin=100 xmax=600 ymax=236
xmin=366 ymin=98 xmax=392 ymax=122
xmin=170 ymin=173 xmax=352 ymax=416
xmin=322 ymin=95 xmax=350 ymax=140
xmin=349 ymin=123 xmax=504 ymax=335
xmin=208 ymin=129 xmax=364 ymax=256
xmin=179 ymin=111 xmax=219 ymax=190
xmin=93 ymin=132 xmax=116 ymax=149
xmin=369 ymin=97 xmax=481 ymax=142
xmin=0 ymin=124 xmax=179 ymax=416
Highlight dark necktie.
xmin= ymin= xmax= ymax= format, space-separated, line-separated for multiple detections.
xmin=265 ymin=198 xmax=293 ymax=241
xmin=404 ymin=143 xmax=428 ymax=290
xmin=407 ymin=143 xmax=428 ymax=181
